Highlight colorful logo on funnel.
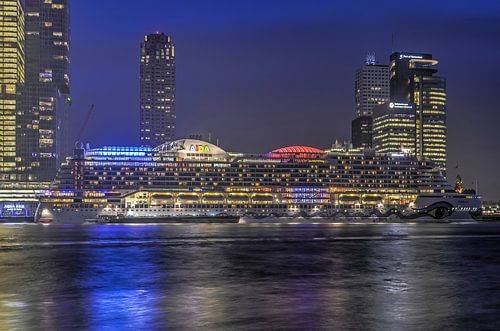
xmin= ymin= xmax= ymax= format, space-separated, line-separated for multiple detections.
xmin=190 ymin=145 xmax=210 ymax=153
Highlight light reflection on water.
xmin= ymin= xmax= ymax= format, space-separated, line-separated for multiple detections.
xmin=0 ymin=223 xmax=500 ymax=329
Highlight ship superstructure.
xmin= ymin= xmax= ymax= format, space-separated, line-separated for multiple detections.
xmin=37 ymin=139 xmax=456 ymax=223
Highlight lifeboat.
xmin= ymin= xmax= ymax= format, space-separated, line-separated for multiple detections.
xmin=202 ymin=194 xmax=225 ymax=203
xmin=227 ymin=194 xmax=249 ymax=203
xmin=251 ymin=194 xmax=274 ymax=203
xmin=339 ymin=195 xmax=361 ymax=203
xmin=177 ymin=194 xmax=200 ymax=203
xmin=362 ymin=195 xmax=383 ymax=204
xmin=151 ymin=194 xmax=174 ymax=204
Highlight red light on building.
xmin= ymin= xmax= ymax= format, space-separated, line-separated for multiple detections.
xmin=268 ymin=146 xmax=326 ymax=159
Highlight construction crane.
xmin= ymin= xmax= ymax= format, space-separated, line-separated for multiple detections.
xmin=75 ymin=104 xmax=95 ymax=149
xmin=58 ymin=84 xmax=71 ymax=163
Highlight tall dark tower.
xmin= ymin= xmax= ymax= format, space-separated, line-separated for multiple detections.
xmin=140 ymin=33 xmax=176 ymax=147
xmin=389 ymin=52 xmax=447 ymax=170
xmin=23 ymin=0 xmax=71 ymax=182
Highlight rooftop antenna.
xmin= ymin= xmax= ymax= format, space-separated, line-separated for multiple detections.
xmin=366 ymin=52 xmax=376 ymax=65
xmin=216 ymin=138 xmax=219 ymax=146
xmin=208 ymin=132 xmax=212 ymax=143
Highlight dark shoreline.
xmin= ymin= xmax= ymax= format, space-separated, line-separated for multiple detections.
xmin=3 ymin=216 xmax=500 ymax=225
xmin=480 ymin=216 xmax=500 ymax=222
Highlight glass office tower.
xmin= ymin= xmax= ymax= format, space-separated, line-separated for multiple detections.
xmin=23 ymin=0 xmax=71 ymax=182
xmin=389 ymin=52 xmax=447 ymax=170
xmin=0 ymin=0 xmax=25 ymax=181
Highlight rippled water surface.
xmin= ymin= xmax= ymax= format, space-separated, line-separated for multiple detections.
xmin=1 ymin=222 xmax=500 ymax=330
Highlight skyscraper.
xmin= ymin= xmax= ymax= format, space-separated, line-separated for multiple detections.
xmin=23 ymin=0 xmax=71 ymax=182
xmin=355 ymin=54 xmax=390 ymax=118
xmin=389 ymin=52 xmax=447 ymax=170
xmin=351 ymin=54 xmax=389 ymax=148
xmin=372 ymin=102 xmax=416 ymax=155
xmin=140 ymin=33 xmax=176 ymax=147
xmin=0 ymin=0 xmax=24 ymax=181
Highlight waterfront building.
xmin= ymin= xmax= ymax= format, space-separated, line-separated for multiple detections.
xmin=389 ymin=52 xmax=447 ymax=169
xmin=0 ymin=181 xmax=48 ymax=221
xmin=38 ymin=139 xmax=452 ymax=222
xmin=351 ymin=116 xmax=373 ymax=149
xmin=0 ymin=0 xmax=25 ymax=181
xmin=140 ymin=33 xmax=176 ymax=147
xmin=23 ymin=0 xmax=71 ymax=182
xmin=351 ymin=54 xmax=389 ymax=148
xmin=372 ymin=102 xmax=416 ymax=155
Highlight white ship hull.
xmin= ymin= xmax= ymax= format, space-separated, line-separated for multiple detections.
xmin=37 ymin=194 xmax=481 ymax=224
xmin=240 ymin=211 xmax=478 ymax=224
xmin=37 ymin=207 xmax=226 ymax=224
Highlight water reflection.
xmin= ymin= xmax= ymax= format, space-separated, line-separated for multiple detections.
xmin=0 ymin=223 xmax=499 ymax=329
xmin=84 ymin=248 xmax=163 ymax=329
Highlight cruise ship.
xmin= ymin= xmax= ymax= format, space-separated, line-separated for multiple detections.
xmin=36 ymin=139 xmax=481 ymax=223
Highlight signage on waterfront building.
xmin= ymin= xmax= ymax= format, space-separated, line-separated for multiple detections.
xmin=1 ymin=203 xmax=27 ymax=217
xmin=399 ymin=54 xmax=424 ymax=60
xmin=389 ymin=102 xmax=413 ymax=109
xmin=189 ymin=144 xmax=210 ymax=153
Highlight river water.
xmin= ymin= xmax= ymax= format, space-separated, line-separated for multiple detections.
xmin=0 ymin=222 xmax=499 ymax=330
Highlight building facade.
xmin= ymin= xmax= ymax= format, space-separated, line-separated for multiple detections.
xmin=0 ymin=0 xmax=25 ymax=181
xmin=351 ymin=55 xmax=389 ymax=148
xmin=355 ymin=59 xmax=390 ymax=118
xmin=351 ymin=116 xmax=373 ymax=149
xmin=372 ymin=102 xmax=416 ymax=155
xmin=140 ymin=33 xmax=176 ymax=148
xmin=23 ymin=0 xmax=71 ymax=182
xmin=389 ymin=52 xmax=447 ymax=169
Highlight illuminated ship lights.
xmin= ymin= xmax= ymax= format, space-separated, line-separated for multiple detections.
xmin=37 ymin=138 xmax=454 ymax=221
xmin=86 ymin=146 xmax=153 ymax=158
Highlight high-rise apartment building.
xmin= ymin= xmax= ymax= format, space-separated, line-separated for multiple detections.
xmin=140 ymin=33 xmax=176 ymax=147
xmin=389 ymin=52 xmax=447 ymax=169
xmin=0 ymin=0 xmax=25 ymax=181
xmin=23 ymin=0 xmax=71 ymax=182
xmin=351 ymin=54 xmax=390 ymax=148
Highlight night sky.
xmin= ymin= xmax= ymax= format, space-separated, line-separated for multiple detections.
xmin=70 ymin=0 xmax=500 ymax=199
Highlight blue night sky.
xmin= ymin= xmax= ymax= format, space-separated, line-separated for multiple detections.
xmin=70 ymin=0 xmax=500 ymax=199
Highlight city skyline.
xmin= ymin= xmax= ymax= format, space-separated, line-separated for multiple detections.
xmin=2 ymin=3 xmax=500 ymax=329
xmin=67 ymin=0 xmax=500 ymax=199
